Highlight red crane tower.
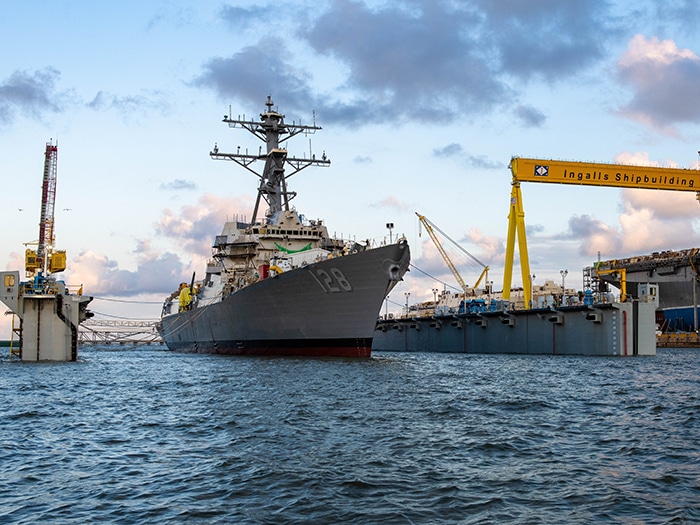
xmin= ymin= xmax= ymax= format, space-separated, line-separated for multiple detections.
xmin=25 ymin=141 xmax=66 ymax=287
xmin=0 ymin=141 xmax=93 ymax=361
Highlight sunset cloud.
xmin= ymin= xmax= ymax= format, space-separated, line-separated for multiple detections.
xmin=617 ymin=35 xmax=700 ymax=132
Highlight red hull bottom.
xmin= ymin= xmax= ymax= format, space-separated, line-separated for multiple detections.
xmin=165 ymin=338 xmax=372 ymax=358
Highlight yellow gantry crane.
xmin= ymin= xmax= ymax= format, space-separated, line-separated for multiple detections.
xmin=505 ymin=157 xmax=700 ymax=307
xmin=416 ymin=212 xmax=489 ymax=295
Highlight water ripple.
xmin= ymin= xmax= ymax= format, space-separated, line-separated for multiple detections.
xmin=1 ymin=347 xmax=698 ymax=524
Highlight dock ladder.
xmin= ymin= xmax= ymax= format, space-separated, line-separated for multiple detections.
xmin=9 ymin=313 xmax=22 ymax=358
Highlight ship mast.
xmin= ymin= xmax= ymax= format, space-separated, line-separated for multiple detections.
xmin=210 ymin=96 xmax=330 ymax=225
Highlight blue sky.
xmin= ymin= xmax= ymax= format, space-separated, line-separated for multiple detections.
xmin=2 ymin=0 xmax=700 ymax=336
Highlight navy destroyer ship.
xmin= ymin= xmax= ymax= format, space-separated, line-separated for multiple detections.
xmin=156 ymin=97 xmax=410 ymax=357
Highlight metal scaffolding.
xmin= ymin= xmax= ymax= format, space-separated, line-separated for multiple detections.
xmin=79 ymin=319 xmax=163 ymax=345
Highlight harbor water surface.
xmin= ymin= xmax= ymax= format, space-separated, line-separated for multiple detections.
xmin=1 ymin=345 xmax=698 ymax=524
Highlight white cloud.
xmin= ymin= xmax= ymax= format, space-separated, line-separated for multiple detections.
xmin=618 ymin=34 xmax=697 ymax=68
xmin=155 ymin=193 xmax=252 ymax=257
xmin=617 ymin=35 xmax=700 ymax=132
xmin=369 ymin=196 xmax=411 ymax=212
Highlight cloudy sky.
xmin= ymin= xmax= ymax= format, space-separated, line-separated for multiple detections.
xmin=2 ymin=0 xmax=700 ymax=336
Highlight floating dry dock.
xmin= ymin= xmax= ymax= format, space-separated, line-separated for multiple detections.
xmin=373 ymin=284 xmax=659 ymax=356
xmin=375 ymin=154 xmax=699 ymax=357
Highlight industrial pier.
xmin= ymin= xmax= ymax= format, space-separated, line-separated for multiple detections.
xmin=374 ymin=284 xmax=659 ymax=356
xmin=375 ymin=156 xmax=700 ymax=356
xmin=0 ymin=142 xmax=92 ymax=361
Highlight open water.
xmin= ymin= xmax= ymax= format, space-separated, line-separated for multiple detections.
xmin=0 ymin=345 xmax=698 ymax=524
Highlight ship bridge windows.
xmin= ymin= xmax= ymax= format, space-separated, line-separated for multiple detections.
xmin=254 ymin=227 xmax=323 ymax=238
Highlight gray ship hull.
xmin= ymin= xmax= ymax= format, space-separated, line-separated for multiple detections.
xmin=157 ymin=242 xmax=410 ymax=357
xmin=645 ymin=280 xmax=697 ymax=331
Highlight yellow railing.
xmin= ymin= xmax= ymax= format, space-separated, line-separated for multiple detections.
xmin=656 ymin=332 xmax=700 ymax=347
xmin=20 ymin=282 xmax=84 ymax=296
xmin=10 ymin=313 xmax=21 ymax=357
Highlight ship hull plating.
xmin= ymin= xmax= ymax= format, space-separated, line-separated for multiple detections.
xmin=158 ymin=242 xmax=409 ymax=357
xmin=644 ymin=280 xmax=697 ymax=331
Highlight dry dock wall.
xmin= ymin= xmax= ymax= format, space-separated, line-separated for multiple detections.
xmin=0 ymin=271 xmax=83 ymax=361
xmin=373 ymin=300 xmax=657 ymax=356
xmin=19 ymin=296 xmax=78 ymax=361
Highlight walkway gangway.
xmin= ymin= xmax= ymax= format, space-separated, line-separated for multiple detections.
xmin=79 ymin=319 xmax=162 ymax=345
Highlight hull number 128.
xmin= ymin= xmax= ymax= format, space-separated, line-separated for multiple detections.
xmin=310 ymin=267 xmax=353 ymax=292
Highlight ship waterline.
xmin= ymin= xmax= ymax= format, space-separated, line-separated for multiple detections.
xmin=158 ymin=241 xmax=410 ymax=357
